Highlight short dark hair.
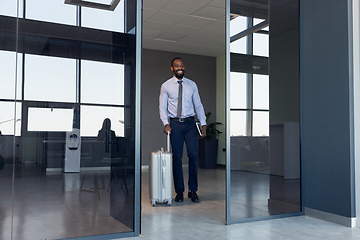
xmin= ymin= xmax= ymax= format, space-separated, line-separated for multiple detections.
xmin=171 ymin=57 xmax=182 ymax=67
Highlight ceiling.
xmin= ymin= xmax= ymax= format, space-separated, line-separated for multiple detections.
xmin=143 ymin=0 xmax=226 ymax=57
xmin=142 ymin=0 xmax=298 ymax=58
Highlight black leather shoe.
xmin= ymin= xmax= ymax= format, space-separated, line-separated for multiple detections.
xmin=175 ymin=192 xmax=184 ymax=202
xmin=188 ymin=191 xmax=199 ymax=203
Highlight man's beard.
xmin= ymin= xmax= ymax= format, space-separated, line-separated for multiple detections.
xmin=174 ymin=69 xmax=185 ymax=79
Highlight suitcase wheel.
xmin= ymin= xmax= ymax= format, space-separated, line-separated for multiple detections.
xmin=151 ymin=200 xmax=157 ymax=207
xmin=166 ymin=200 xmax=172 ymax=206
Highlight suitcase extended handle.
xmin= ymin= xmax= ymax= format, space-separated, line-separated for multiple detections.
xmin=167 ymin=131 xmax=170 ymax=152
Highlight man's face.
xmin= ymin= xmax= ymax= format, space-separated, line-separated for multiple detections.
xmin=171 ymin=59 xmax=185 ymax=79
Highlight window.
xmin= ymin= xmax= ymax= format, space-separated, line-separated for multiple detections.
xmin=81 ymin=60 xmax=124 ymax=105
xmin=26 ymin=0 xmax=76 ymax=25
xmin=230 ymin=72 xmax=247 ymax=109
xmin=230 ymin=111 xmax=247 ymax=136
xmin=0 ymin=1 xmax=23 ymax=18
xmin=24 ymin=54 xmax=77 ymax=102
xmin=0 ymin=102 xmax=21 ymax=136
xmin=253 ymin=74 xmax=269 ymax=110
xmin=253 ymin=33 xmax=269 ymax=57
xmin=230 ymin=16 xmax=269 ymax=137
xmin=230 ymin=15 xmax=247 ymax=54
xmin=81 ymin=0 xmax=125 ymax=32
xmin=27 ymin=107 xmax=73 ymax=132
xmin=0 ymin=50 xmax=22 ymax=100
xmin=80 ymin=105 xmax=124 ymax=137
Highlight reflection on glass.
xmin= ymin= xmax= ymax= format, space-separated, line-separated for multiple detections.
xmin=230 ymin=15 xmax=247 ymax=37
xmin=24 ymin=54 xmax=76 ymax=102
xmin=230 ymin=134 xmax=270 ymax=219
xmin=81 ymin=60 xmax=124 ymax=105
xmin=230 ymin=111 xmax=247 ymax=137
xmin=87 ymin=0 xmax=113 ymax=3
xmin=253 ymin=33 xmax=269 ymax=57
xmin=230 ymin=37 xmax=247 ymax=54
xmin=82 ymin=0 xmax=125 ymax=32
xmin=27 ymin=108 xmax=73 ymax=132
xmin=230 ymin=16 xmax=247 ymax=54
xmin=253 ymin=111 xmax=269 ymax=136
xmin=0 ymin=101 xmax=20 ymax=239
xmin=0 ymin=51 xmax=23 ymax=100
xmin=1 ymin=0 xmax=137 ymax=238
xmin=254 ymin=18 xmax=269 ymax=31
xmin=230 ymin=72 xmax=247 ymax=109
xmin=0 ymin=102 xmax=21 ymax=136
xmin=26 ymin=0 xmax=76 ymax=25
xmin=229 ymin=0 xmax=300 ymax=223
xmin=81 ymin=105 xmax=124 ymax=137
xmin=0 ymin=1 xmax=23 ymax=17
xmin=253 ymin=74 xmax=269 ymax=110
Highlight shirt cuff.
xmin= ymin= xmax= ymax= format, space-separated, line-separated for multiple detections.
xmin=200 ymin=120 xmax=207 ymax=126
xmin=162 ymin=119 xmax=169 ymax=126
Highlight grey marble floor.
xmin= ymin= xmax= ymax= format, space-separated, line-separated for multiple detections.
xmin=1 ymin=164 xmax=357 ymax=240
xmin=138 ymin=167 xmax=358 ymax=240
xmin=123 ymin=216 xmax=360 ymax=240
xmin=0 ymin=164 xmax=132 ymax=240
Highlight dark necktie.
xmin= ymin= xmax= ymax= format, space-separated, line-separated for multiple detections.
xmin=177 ymin=80 xmax=183 ymax=118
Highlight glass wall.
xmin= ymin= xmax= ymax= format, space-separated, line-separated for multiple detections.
xmin=0 ymin=0 xmax=140 ymax=239
xmin=227 ymin=0 xmax=301 ymax=222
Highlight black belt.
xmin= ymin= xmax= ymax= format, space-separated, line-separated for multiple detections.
xmin=170 ymin=116 xmax=195 ymax=122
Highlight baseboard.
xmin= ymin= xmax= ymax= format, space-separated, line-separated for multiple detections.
xmin=142 ymin=164 xmax=189 ymax=169
xmin=268 ymin=199 xmax=301 ymax=213
xmin=304 ymin=207 xmax=356 ymax=228
xmin=216 ymin=163 xmax=226 ymax=169
xmin=80 ymin=166 xmax=111 ymax=171
xmin=46 ymin=166 xmax=111 ymax=172
xmin=141 ymin=164 xmax=225 ymax=170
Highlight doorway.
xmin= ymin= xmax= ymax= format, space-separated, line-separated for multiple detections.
xmin=140 ymin=0 xmax=302 ymax=233
xmin=140 ymin=0 xmax=227 ymax=233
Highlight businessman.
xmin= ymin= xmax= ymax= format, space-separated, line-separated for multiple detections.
xmin=159 ymin=57 xmax=206 ymax=203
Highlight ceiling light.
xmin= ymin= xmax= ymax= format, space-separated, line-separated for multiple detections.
xmin=64 ymin=0 xmax=120 ymax=11
xmin=189 ymin=15 xmax=217 ymax=21
xmin=153 ymin=38 xmax=177 ymax=43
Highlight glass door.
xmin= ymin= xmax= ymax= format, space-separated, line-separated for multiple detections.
xmin=226 ymin=0 xmax=301 ymax=223
xmin=0 ymin=0 xmax=141 ymax=239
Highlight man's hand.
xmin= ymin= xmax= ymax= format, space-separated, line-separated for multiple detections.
xmin=201 ymin=125 xmax=206 ymax=138
xmin=164 ymin=124 xmax=171 ymax=134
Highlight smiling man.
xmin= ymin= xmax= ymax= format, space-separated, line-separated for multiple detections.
xmin=159 ymin=57 xmax=207 ymax=203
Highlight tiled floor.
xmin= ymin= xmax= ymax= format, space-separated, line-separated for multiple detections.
xmin=139 ymin=167 xmax=359 ymax=240
xmin=0 ymin=163 xmax=132 ymax=240
xmin=129 ymin=216 xmax=360 ymax=240
xmin=141 ymin=166 xmax=300 ymax=225
xmin=1 ymin=163 xmax=358 ymax=240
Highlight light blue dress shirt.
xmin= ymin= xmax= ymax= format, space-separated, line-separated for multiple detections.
xmin=159 ymin=76 xmax=207 ymax=126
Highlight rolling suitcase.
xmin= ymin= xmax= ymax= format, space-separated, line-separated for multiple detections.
xmin=149 ymin=133 xmax=173 ymax=207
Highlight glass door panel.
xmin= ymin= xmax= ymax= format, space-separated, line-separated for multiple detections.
xmin=0 ymin=102 xmax=21 ymax=240
xmin=227 ymin=0 xmax=301 ymax=223
xmin=0 ymin=0 xmax=140 ymax=239
xmin=0 ymin=4 xmax=22 ymax=237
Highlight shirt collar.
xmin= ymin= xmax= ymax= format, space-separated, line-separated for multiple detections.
xmin=172 ymin=76 xmax=186 ymax=83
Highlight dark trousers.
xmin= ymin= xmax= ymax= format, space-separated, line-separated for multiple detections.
xmin=170 ymin=119 xmax=198 ymax=193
